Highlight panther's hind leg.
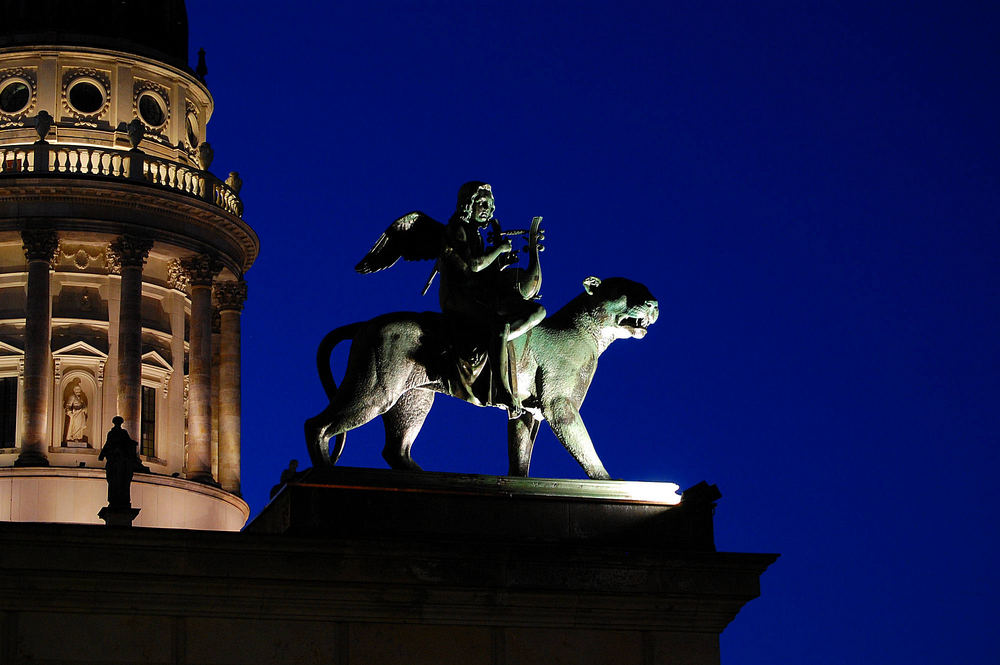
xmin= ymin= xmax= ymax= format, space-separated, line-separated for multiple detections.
xmin=380 ymin=389 xmax=435 ymax=471
xmin=305 ymin=381 xmax=401 ymax=467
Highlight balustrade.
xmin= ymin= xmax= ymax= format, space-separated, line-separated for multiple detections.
xmin=0 ymin=141 xmax=243 ymax=218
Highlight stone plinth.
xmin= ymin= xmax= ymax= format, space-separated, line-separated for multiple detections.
xmin=97 ymin=505 xmax=140 ymax=527
xmin=251 ymin=466 xmax=718 ymax=549
xmin=0 ymin=467 xmax=777 ymax=664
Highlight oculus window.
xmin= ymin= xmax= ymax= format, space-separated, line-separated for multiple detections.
xmin=185 ymin=111 xmax=199 ymax=147
xmin=0 ymin=80 xmax=30 ymax=114
xmin=67 ymin=79 xmax=105 ymax=114
xmin=138 ymin=92 xmax=166 ymax=128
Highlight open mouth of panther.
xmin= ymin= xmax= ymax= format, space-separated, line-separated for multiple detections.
xmin=617 ymin=303 xmax=658 ymax=338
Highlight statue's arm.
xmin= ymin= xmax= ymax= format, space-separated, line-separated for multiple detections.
xmin=442 ymin=224 xmax=511 ymax=275
xmin=467 ymin=240 xmax=511 ymax=273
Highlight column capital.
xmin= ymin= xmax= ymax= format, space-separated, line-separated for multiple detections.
xmin=179 ymin=253 xmax=223 ymax=286
xmin=21 ymin=229 xmax=59 ymax=264
xmin=214 ymin=280 xmax=248 ymax=312
xmin=166 ymin=259 xmax=191 ymax=293
xmin=107 ymin=236 xmax=153 ymax=273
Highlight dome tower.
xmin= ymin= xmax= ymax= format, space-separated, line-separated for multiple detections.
xmin=0 ymin=0 xmax=257 ymax=529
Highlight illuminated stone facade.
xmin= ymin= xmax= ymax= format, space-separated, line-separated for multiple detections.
xmin=0 ymin=1 xmax=256 ymax=529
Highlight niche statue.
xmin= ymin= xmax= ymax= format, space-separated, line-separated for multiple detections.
xmin=305 ymin=182 xmax=658 ymax=479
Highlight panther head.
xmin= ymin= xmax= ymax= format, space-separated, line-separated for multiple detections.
xmin=581 ymin=276 xmax=659 ymax=340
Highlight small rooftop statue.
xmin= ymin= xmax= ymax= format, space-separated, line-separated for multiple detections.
xmin=97 ymin=416 xmax=148 ymax=526
xmin=305 ymin=182 xmax=658 ymax=479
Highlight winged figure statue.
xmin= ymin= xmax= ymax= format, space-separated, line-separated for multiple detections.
xmin=354 ymin=182 xmax=546 ymax=414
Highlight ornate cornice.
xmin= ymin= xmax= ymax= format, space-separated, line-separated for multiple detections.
xmin=20 ymin=229 xmax=59 ymax=263
xmin=213 ymin=280 xmax=247 ymax=312
xmin=0 ymin=180 xmax=259 ymax=272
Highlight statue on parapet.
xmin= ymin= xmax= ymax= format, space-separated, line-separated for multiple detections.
xmin=356 ymin=182 xmax=545 ymax=414
xmin=98 ymin=416 xmax=147 ymax=510
xmin=305 ymin=181 xmax=660 ymax=479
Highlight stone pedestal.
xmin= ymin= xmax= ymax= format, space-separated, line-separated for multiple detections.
xmin=97 ymin=505 xmax=141 ymax=527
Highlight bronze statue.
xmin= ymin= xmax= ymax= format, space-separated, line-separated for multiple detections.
xmin=305 ymin=276 xmax=658 ymax=479
xmin=98 ymin=416 xmax=145 ymax=509
xmin=355 ymin=182 xmax=545 ymax=414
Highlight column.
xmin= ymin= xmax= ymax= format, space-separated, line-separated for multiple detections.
xmin=166 ymin=284 xmax=187 ymax=476
xmin=180 ymin=254 xmax=221 ymax=483
xmin=214 ymin=280 xmax=247 ymax=494
xmin=210 ymin=310 xmax=220 ymax=480
xmin=109 ymin=236 xmax=153 ymax=438
xmin=16 ymin=229 xmax=58 ymax=466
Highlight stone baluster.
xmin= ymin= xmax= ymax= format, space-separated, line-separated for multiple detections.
xmin=108 ymin=236 xmax=153 ymax=438
xmin=16 ymin=229 xmax=59 ymax=466
xmin=213 ymin=280 xmax=247 ymax=494
xmin=180 ymin=254 xmax=222 ymax=483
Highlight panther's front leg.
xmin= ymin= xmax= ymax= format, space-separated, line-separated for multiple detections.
xmin=542 ymin=397 xmax=611 ymax=480
xmin=507 ymin=413 xmax=541 ymax=476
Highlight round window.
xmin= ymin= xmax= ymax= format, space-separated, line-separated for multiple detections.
xmin=0 ymin=80 xmax=31 ymax=114
xmin=68 ymin=80 xmax=105 ymax=114
xmin=185 ymin=111 xmax=199 ymax=147
xmin=138 ymin=92 xmax=166 ymax=128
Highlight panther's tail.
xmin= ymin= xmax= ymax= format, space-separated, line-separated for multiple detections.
xmin=305 ymin=323 xmax=362 ymax=467
xmin=317 ymin=323 xmax=362 ymax=400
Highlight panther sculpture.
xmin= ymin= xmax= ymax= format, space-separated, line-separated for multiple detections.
xmin=304 ymin=276 xmax=658 ymax=479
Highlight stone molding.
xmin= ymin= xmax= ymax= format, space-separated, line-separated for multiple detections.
xmin=0 ymin=179 xmax=259 ymax=272
xmin=213 ymin=279 xmax=247 ymax=312
xmin=20 ymin=228 xmax=59 ymax=263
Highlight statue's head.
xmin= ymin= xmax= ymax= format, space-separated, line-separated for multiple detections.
xmin=112 ymin=416 xmax=124 ymax=428
xmin=73 ymin=384 xmax=82 ymax=395
xmin=455 ymin=181 xmax=495 ymax=226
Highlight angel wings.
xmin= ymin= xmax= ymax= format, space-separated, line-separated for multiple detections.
xmin=354 ymin=212 xmax=447 ymax=275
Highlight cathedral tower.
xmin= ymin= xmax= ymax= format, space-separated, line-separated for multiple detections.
xmin=0 ymin=0 xmax=257 ymax=529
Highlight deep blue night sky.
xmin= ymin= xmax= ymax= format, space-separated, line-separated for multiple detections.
xmin=186 ymin=2 xmax=998 ymax=662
